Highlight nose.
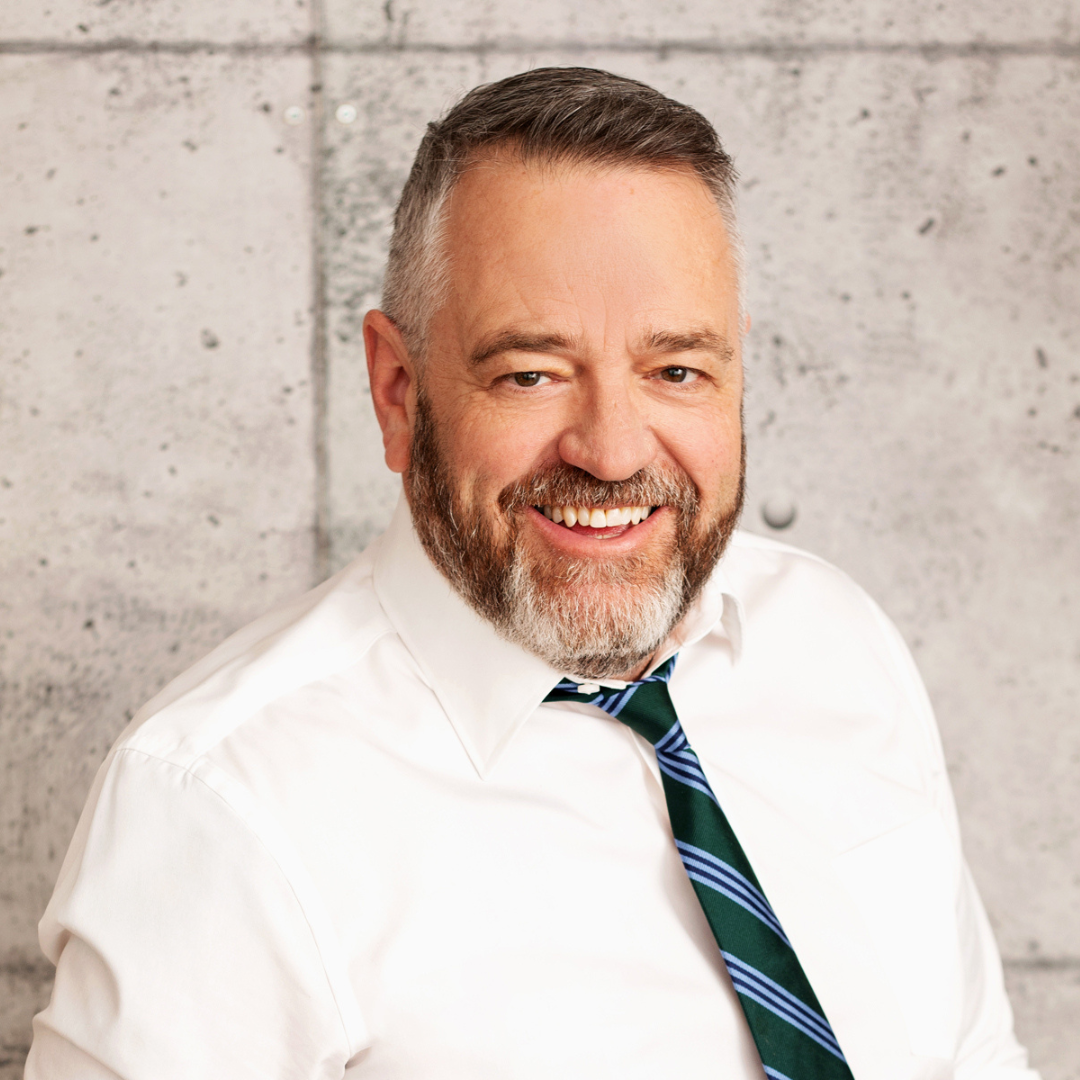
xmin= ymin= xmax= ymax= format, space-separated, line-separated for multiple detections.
xmin=556 ymin=377 xmax=658 ymax=482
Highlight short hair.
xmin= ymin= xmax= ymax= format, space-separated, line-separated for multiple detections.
xmin=382 ymin=67 xmax=743 ymax=359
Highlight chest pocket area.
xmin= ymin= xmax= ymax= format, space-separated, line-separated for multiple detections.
xmin=832 ymin=812 xmax=965 ymax=1061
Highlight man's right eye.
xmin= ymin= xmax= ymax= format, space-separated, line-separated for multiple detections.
xmin=512 ymin=371 xmax=544 ymax=387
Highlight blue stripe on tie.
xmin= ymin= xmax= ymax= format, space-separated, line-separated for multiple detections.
xmin=723 ymin=953 xmax=840 ymax=1051
xmin=656 ymin=751 xmax=713 ymax=789
xmin=675 ymin=842 xmax=790 ymax=945
xmin=603 ymin=683 xmax=641 ymax=718
xmin=724 ymin=955 xmax=840 ymax=1053
xmin=656 ymin=756 xmax=720 ymax=805
xmin=654 ymin=720 xmax=687 ymax=753
xmin=763 ymin=1068 xmax=795 ymax=1080
xmin=680 ymin=861 xmax=788 ymax=945
xmin=656 ymin=757 xmax=715 ymax=796
xmin=680 ymin=864 xmax=786 ymax=942
xmin=684 ymin=868 xmax=786 ymax=934
xmin=722 ymin=953 xmax=844 ymax=1059
xmin=675 ymin=843 xmax=780 ymax=928
xmin=727 ymin=972 xmax=845 ymax=1060
xmin=638 ymin=661 xmax=675 ymax=686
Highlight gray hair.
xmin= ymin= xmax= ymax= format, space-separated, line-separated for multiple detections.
xmin=382 ymin=67 xmax=743 ymax=359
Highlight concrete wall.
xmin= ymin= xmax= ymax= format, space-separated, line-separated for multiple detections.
xmin=2 ymin=2 xmax=1077 ymax=1076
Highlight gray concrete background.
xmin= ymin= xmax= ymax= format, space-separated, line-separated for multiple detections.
xmin=1 ymin=1 xmax=1077 ymax=1076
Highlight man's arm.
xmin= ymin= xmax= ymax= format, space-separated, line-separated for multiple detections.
xmin=870 ymin=599 xmax=1038 ymax=1078
xmin=26 ymin=746 xmax=366 ymax=1080
xmin=953 ymin=863 xmax=1039 ymax=1079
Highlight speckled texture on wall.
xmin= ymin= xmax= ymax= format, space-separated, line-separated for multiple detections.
xmin=2 ymin=1 xmax=1077 ymax=1077
xmin=0 ymin=31 xmax=320 ymax=1078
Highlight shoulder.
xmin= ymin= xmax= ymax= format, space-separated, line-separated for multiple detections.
xmin=38 ymin=542 xmax=396 ymax=968
xmin=721 ymin=528 xmax=894 ymax=638
xmin=719 ymin=529 xmax=936 ymax=736
xmin=717 ymin=529 xmax=950 ymax=807
xmin=721 ymin=526 xmax=913 ymax=670
xmin=114 ymin=542 xmax=395 ymax=771
xmin=725 ymin=527 xmax=870 ymax=594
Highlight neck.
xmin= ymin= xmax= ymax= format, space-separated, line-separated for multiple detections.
xmin=612 ymin=654 xmax=655 ymax=683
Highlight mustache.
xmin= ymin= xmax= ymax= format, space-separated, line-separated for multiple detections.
xmin=497 ymin=464 xmax=700 ymax=516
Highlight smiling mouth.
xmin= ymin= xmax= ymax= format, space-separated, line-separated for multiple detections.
xmin=535 ymin=504 xmax=655 ymax=529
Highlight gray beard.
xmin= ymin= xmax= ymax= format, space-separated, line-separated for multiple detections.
xmin=495 ymin=547 xmax=689 ymax=680
xmin=404 ymin=389 xmax=745 ymax=680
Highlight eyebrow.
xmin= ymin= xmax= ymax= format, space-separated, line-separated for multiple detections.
xmin=467 ymin=326 xmax=734 ymax=367
xmin=468 ymin=330 xmax=577 ymax=367
xmin=643 ymin=328 xmax=735 ymax=362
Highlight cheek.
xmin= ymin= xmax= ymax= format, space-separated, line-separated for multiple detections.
xmin=663 ymin=408 xmax=743 ymax=500
xmin=441 ymin=401 xmax=555 ymax=497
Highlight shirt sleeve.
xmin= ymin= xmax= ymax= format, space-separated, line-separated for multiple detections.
xmin=869 ymin=599 xmax=1040 ymax=1079
xmin=952 ymin=862 xmax=1041 ymax=1079
xmin=26 ymin=747 xmax=361 ymax=1080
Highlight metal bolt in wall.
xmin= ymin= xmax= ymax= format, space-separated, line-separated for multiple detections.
xmin=761 ymin=495 xmax=797 ymax=530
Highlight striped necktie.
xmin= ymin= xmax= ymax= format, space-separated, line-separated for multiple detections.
xmin=544 ymin=656 xmax=855 ymax=1080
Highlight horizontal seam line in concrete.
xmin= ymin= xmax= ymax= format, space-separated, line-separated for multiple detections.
xmin=1002 ymin=957 xmax=1080 ymax=971
xmin=0 ymin=958 xmax=54 ymax=978
xmin=2 ymin=38 xmax=1080 ymax=58
xmin=2 ymin=957 xmax=1079 ymax=975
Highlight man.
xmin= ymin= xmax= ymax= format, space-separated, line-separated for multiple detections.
xmin=27 ymin=68 xmax=1035 ymax=1078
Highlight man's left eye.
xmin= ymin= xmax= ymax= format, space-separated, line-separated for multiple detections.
xmin=511 ymin=371 xmax=547 ymax=387
xmin=658 ymin=366 xmax=696 ymax=383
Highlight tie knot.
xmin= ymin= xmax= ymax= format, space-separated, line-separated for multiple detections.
xmin=543 ymin=655 xmax=680 ymax=746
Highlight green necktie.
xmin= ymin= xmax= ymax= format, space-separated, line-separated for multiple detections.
xmin=545 ymin=656 xmax=855 ymax=1080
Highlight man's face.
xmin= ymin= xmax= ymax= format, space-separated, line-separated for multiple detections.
xmin=373 ymin=156 xmax=745 ymax=679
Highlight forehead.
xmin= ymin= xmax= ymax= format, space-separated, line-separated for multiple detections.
xmin=437 ymin=157 xmax=738 ymax=346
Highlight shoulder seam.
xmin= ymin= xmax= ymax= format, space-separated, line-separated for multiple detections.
xmin=125 ymin=624 xmax=396 ymax=766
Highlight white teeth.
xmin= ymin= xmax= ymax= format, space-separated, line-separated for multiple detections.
xmin=541 ymin=504 xmax=654 ymax=528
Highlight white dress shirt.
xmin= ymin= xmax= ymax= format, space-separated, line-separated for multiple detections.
xmin=27 ymin=494 xmax=1037 ymax=1080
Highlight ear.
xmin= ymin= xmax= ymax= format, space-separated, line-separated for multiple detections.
xmin=364 ymin=310 xmax=417 ymax=474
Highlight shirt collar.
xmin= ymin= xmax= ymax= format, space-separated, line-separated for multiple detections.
xmin=372 ymin=491 xmax=743 ymax=778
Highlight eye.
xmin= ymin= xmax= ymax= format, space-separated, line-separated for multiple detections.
xmin=658 ymin=366 xmax=697 ymax=383
xmin=510 ymin=371 xmax=548 ymax=387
